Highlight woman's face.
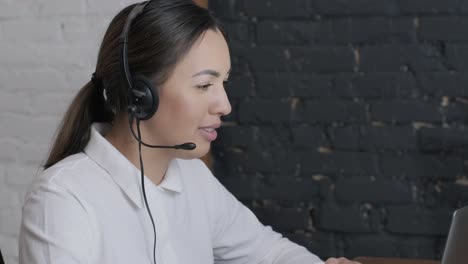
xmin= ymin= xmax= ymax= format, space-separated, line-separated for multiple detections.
xmin=143 ymin=29 xmax=232 ymax=159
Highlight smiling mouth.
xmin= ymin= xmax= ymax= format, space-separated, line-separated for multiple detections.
xmin=198 ymin=128 xmax=218 ymax=141
xmin=201 ymin=128 xmax=215 ymax=132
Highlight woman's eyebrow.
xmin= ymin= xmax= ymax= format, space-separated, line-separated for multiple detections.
xmin=192 ymin=68 xmax=231 ymax=78
xmin=192 ymin=69 xmax=220 ymax=78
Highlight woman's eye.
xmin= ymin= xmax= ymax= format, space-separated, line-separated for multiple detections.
xmin=196 ymin=83 xmax=213 ymax=90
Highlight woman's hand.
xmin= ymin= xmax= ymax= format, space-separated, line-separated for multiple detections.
xmin=324 ymin=257 xmax=361 ymax=264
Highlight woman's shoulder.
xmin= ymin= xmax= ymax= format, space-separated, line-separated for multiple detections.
xmin=25 ymin=153 xmax=97 ymax=202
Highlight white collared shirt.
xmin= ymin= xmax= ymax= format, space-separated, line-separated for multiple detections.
xmin=19 ymin=123 xmax=323 ymax=264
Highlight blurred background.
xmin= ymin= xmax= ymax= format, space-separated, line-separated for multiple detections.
xmin=1 ymin=0 xmax=468 ymax=263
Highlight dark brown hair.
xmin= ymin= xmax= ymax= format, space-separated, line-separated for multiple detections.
xmin=44 ymin=0 xmax=224 ymax=168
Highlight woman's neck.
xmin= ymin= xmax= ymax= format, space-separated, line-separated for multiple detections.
xmin=104 ymin=118 xmax=173 ymax=186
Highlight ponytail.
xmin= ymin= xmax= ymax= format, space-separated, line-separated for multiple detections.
xmin=44 ymin=80 xmax=113 ymax=169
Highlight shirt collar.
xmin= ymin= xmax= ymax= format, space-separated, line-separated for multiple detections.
xmin=84 ymin=123 xmax=183 ymax=208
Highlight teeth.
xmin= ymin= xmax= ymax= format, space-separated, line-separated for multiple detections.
xmin=202 ymin=128 xmax=214 ymax=132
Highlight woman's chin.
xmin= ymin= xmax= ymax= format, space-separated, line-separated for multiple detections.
xmin=177 ymin=142 xmax=210 ymax=160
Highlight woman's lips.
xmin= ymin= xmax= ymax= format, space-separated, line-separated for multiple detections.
xmin=198 ymin=127 xmax=218 ymax=141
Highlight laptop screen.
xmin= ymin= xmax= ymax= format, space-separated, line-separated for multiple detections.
xmin=441 ymin=205 xmax=468 ymax=264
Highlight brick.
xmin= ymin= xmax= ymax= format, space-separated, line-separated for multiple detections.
xmin=418 ymin=127 xmax=468 ymax=152
xmin=256 ymin=73 xmax=332 ymax=97
xmin=38 ymin=0 xmax=86 ymax=16
xmin=2 ymin=19 xmax=62 ymax=42
xmin=0 ymin=186 xmax=20 ymax=208
xmin=215 ymin=126 xmax=256 ymax=147
xmin=29 ymin=91 xmax=73 ymax=117
xmin=0 ymin=113 xmax=59 ymax=145
xmin=60 ymin=17 xmax=109 ymax=43
xmin=65 ymin=69 xmax=95 ymax=92
xmin=334 ymin=73 xmax=416 ymax=98
xmin=218 ymin=177 xmax=258 ymax=200
xmin=235 ymin=47 xmax=355 ymax=72
xmin=328 ymin=126 xmax=360 ymax=150
xmin=387 ymin=206 xmax=452 ymax=235
xmin=301 ymin=152 xmax=379 ymax=176
xmin=0 ymin=1 xmax=37 ymax=18
xmin=345 ymin=235 xmax=398 ymax=258
xmin=439 ymin=182 xmax=468 ymax=207
xmin=419 ymin=72 xmax=468 ymax=97
xmin=257 ymin=21 xmax=331 ymax=45
xmin=359 ymin=45 xmax=444 ymax=72
xmin=420 ymin=17 xmax=468 ymax=41
xmin=225 ymin=75 xmax=253 ymax=99
xmin=0 ymin=42 xmax=95 ymax=69
xmin=318 ymin=203 xmax=377 ymax=232
xmin=209 ymin=0 xmax=244 ymax=19
xmin=258 ymin=177 xmax=320 ymax=202
xmin=0 ymin=208 xmax=21 ymax=236
xmin=304 ymin=101 xmax=367 ymax=123
xmin=443 ymin=103 xmax=468 ymax=122
xmin=1 ymin=69 xmax=69 ymax=93
xmin=312 ymin=0 xmax=398 ymax=15
xmin=258 ymin=17 xmax=415 ymax=45
xmin=238 ymin=99 xmax=296 ymax=124
xmin=256 ymin=127 xmax=293 ymax=148
xmin=330 ymin=126 xmax=417 ymax=151
xmin=396 ymin=237 xmax=438 ymax=259
xmin=214 ymin=147 xmax=291 ymax=175
xmin=253 ymin=207 xmax=310 ymax=231
xmin=86 ymin=0 xmax=128 ymax=15
xmin=5 ymin=163 xmax=39 ymax=186
xmin=0 ymin=234 xmax=18 ymax=261
xmin=284 ymin=232 xmax=337 ymax=258
xmin=0 ymin=90 xmax=31 ymax=115
xmin=223 ymin=22 xmax=252 ymax=44
xmin=244 ymin=0 xmax=312 ymax=17
xmin=381 ymin=154 xmax=463 ymax=179
xmin=333 ymin=17 xmax=415 ymax=44
xmin=335 ymin=179 xmax=412 ymax=204
xmin=446 ymin=44 xmax=468 ymax=71
xmin=0 ymin=140 xmax=18 ymax=163
xmin=346 ymin=235 xmax=437 ymax=259
xmin=15 ymin=141 xmax=50 ymax=165
xmin=291 ymin=126 xmax=328 ymax=148
xmin=361 ymin=127 xmax=417 ymax=150
xmin=371 ymin=101 xmax=441 ymax=122
xmin=397 ymin=0 xmax=468 ymax=14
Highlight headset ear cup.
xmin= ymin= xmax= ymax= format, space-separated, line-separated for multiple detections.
xmin=131 ymin=75 xmax=159 ymax=120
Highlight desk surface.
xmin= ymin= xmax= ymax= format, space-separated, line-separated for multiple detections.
xmin=354 ymin=257 xmax=440 ymax=264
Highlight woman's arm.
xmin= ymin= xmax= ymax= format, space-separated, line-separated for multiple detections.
xmin=19 ymin=182 xmax=96 ymax=264
xmin=210 ymin=180 xmax=323 ymax=264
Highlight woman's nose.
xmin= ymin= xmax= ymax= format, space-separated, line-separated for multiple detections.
xmin=211 ymin=86 xmax=232 ymax=117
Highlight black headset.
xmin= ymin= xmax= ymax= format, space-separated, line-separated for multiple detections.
xmin=120 ymin=1 xmax=158 ymax=121
xmin=117 ymin=3 xmax=196 ymax=264
xmin=119 ymin=3 xmax=159 ymax=264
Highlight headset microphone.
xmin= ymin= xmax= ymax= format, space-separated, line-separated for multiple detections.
xmin=127 ymin=114 xmax=197 ymax=150
xmin=174 ymin=142 xmax=196 ymax=150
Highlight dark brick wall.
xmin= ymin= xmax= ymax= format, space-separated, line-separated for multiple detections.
xmin=209 ymin=0 xmax=468 ymax=260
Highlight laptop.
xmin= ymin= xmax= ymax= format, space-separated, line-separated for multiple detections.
xmin=441 ymin=205 xmax=468 ymax=264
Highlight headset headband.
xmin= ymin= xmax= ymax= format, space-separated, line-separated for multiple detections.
xmin=119 ymin=1 xmax=150 ymax=91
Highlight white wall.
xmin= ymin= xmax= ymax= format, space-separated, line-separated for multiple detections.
xmin=0 ymin=1 xmax=139 ymax=263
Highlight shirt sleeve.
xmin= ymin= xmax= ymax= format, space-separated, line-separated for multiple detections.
xmin=203 ymin=165 xmax=323 ymax=264
xmin=19 ymin=182 xmax=97 ymax=264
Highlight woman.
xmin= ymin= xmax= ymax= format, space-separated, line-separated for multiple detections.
xmin=19 ymin=1 xmax=358 ymax=263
